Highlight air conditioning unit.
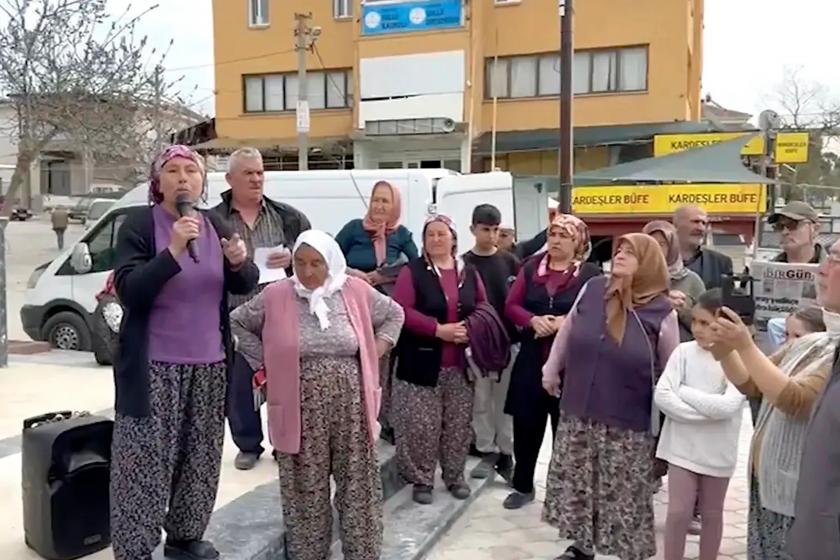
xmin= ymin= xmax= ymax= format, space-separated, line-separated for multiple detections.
xmin=364 ymin=118 xmax=462 ymax=136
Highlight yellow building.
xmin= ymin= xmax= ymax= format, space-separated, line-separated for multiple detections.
xmin=209 ymin=0 xmax=708 ymax=173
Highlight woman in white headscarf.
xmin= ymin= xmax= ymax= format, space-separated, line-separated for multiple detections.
xmin=231 ymin=230 xmax=404 ymax=560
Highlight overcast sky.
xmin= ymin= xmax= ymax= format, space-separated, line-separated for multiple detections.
xmin=120 ymin=0 xmax=838 ymax=122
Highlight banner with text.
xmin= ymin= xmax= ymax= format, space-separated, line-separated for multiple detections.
xmin=653 ymin=131 xmax=809 ymax=164
xmin=361 ymin=0 xmax=463 ymax=36
xmin=571 ymin=184 xmax=767 ymax=215
xmin=750 ymin=261 xmax=820 ymax=332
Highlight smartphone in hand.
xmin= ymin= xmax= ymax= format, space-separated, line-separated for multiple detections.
xmin=721 ymin=273 xmax=756 ymax=325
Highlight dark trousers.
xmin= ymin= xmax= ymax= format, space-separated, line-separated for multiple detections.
xmin=55 ymin=229 xmax=65 ymax=250
xmin=226 ymin=352 xmax=264 ymax=455
xmin=511 ymin=391 xmax=560 ymax=494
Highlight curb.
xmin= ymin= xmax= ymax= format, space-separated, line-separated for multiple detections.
xmin=152 ymin=442 xmax=400 ymax=560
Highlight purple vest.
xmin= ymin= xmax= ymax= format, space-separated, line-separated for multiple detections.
xmin=561 ymin=276 xmax=671 ymax=432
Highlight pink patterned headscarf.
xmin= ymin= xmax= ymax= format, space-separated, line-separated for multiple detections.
xmin=148 ymin=145 xmax=206 ymax=204
xmin=536 ymin=214 xmax=591 ymax=277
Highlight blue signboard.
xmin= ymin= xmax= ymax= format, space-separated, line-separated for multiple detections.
xmin=361 ymin=0 xmax=463 ymax=36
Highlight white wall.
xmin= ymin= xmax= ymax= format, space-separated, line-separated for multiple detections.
xmin=0 ymin=106 xmax=18 ymax=166
xmin=358 ymin=50 xmax=465 ymax=128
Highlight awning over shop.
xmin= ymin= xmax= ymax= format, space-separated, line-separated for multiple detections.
xmin=473 ymin=121 xmax=736 ymax=154
xmin=573 ymin=135 xmax=779 ymax=185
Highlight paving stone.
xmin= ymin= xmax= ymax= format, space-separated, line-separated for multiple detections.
xmin=428 ymin=412 xmax=754 ymax=559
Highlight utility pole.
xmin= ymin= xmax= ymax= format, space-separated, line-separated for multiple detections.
xmin=558 ymin=0 xmax=574 ymax=213
xmin=755 ymin=109 xmax=781 ymax=254
xmin=295 ymin=13 xmax=314 ymax=171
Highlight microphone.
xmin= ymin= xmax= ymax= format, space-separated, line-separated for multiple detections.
xmin=175 ymin=194 xmax=199 ymax=263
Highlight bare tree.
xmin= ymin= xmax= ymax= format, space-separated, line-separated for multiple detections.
xmin=0 ymin=0 xmax=185 ymax=213
xmin=767 ymin=66 xmax=840 ymax=132
xmin=764 ymin=67 xmax=840 ymax=199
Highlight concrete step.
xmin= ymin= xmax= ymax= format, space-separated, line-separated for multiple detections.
xmin=152 ymin=440 xmax=402 ymax=560
xmin=331 ymin=456 xmax=495 ymax=560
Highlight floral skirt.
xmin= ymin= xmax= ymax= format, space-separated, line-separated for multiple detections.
xmin=543 ymin=412 xmax=656 ymax=560
xmin=747 ymin=477 xmax=793 ymax=560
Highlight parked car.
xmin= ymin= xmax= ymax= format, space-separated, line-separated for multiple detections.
xmin=83 ymin=199 xmax=115 ymax=227
xmin=21 ymin=168 xmax=512 ymax=351
xmin=9 ymin=207 xmax=32 ymax=221
xmin=68 ymin=199 xmax=93 ymax=223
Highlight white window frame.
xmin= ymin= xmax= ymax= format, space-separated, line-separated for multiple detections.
xmin=243 ymin=70 xmax=353 ymax=113
xmin=485 ymin=46 xmax=648 ymax=100
xmin=248 ymin=0 xmax=269 ymax=28
xmin=334 ymin=0 xmax=352 ymax=19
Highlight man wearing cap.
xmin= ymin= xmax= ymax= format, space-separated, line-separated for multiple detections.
xmin=769 ymin=201 xmax=826 ymax=264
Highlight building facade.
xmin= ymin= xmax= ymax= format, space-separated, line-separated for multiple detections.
xmin=212 ymin=0 xmax=705 ymax=173
xmin=0 ymin=101 xmax=202 ymax=207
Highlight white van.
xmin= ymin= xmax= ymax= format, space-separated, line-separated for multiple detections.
xmin=21 ymin=168 xmax=514 ymax=350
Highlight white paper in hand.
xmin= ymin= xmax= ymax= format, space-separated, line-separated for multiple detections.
xmin=254 ymin=246 xmax=288 ymax=284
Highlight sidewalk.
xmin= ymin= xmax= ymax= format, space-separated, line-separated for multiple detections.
xmin=427 ymin=409 xmax=753 ymax=560
xmin=0 ymin=354 xmax=279 ymax=560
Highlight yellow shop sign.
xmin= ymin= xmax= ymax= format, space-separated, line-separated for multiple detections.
xmin=653 ymin=132 xmax=809 ymax=164
xmin=571 ymin=184 xmax=767 ymax=215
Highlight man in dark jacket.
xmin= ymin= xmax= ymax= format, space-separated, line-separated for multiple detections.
xmin=785 ymin=239 xmax=840 ymax=560
xmin=674 ymin=205 xmax=733 ymax=289
xmin=214 ymin=147 xmax=311 ymax=471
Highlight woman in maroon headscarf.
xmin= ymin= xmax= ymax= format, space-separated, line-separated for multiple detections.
xmin=501 ymin=214 xmax=601 ymax=510
xmin=109 ymin=145 xmax=258 ymax=560
xmin=391 ymin=214 xmax=487 ymax=505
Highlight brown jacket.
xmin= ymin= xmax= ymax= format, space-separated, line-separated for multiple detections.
xmin=51 ymin=208 xmax=69 ymax=230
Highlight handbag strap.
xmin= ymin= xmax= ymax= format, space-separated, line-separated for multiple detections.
xmin=631 ymin=310 xmax=656 ymax=389
xmin=631 ymin=310 xmax=660 ymax=436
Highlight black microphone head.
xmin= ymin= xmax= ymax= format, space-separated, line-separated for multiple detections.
xmin=175 ymin=193 xmax=194 ymax=217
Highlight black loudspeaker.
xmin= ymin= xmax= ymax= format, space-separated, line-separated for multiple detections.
xmin=22 ymin=411 xmax=114 ymax=560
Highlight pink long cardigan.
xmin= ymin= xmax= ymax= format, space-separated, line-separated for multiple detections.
xmin=262 ymin=277 xmax=382 ymax=455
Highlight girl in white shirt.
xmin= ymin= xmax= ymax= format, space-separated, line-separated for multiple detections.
xmin=654 ymin=288 xmax=746 ymax=560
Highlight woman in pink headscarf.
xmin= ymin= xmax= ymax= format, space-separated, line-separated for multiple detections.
xmin=335 ymin=180 xmax=419 ymax=291
xmin=335 ymin=181 xmax=419 ymax=442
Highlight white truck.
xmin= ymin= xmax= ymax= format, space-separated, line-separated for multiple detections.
xmin=22 ymin=168 xmax=530 ymax=351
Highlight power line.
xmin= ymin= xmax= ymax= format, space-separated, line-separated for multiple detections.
xmin=164 ymin=48 xmax=296 ymax=72
xmin=313 ymin=44 xmax=348 ymax=101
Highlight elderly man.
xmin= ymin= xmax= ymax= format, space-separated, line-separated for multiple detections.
xmin=785 ymin=239 xmax=840 ymax=560
xmin=214 ymin=147 xmax=311 ymax=470
xmin=769 ymin=201 xmax=826 ymax=264
xmin=674 ymin=205 xmax=733 ymax=289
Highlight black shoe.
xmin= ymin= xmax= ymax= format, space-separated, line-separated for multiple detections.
xmin=555 ymin=545 xmax=595 ymax=560
xmin=470 ymin=453 xmax=498 ymax=479
xmin=412 ymin=484 xmax=434 ymax=505
xmin=448 ymin=481 xmax=472 ymax=500
xmin=380 ymin=425 xmax=396 ymax=445
xmin=164 ymin=539 xmax=219 ymax=560
xmin=234 ymin=451 xmax=260 ymax=471
xmin=468 ymin=442 xmax=483 ymax=458
xmin=494 ymin=454 xmax=514 ymax=483
xmin=502 ymin=490 xmax=534 ymax=510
